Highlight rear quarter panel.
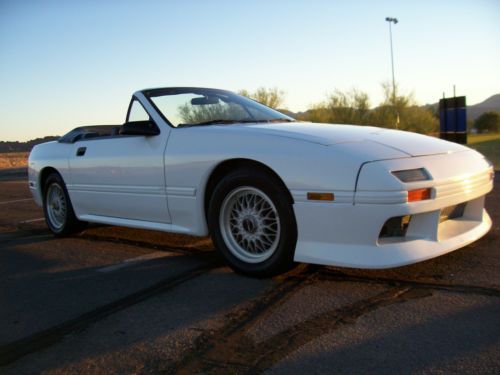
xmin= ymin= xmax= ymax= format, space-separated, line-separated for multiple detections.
xmin=28 ymin=141 xmax=73 ymax=205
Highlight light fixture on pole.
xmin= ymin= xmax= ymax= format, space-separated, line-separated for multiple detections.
xmin=385 ymin=17 xmax=399 ymax=128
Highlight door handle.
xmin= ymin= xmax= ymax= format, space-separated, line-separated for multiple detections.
xmin=76 ymin=147 xmax=87 ymax=156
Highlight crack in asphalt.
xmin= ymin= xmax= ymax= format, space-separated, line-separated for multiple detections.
xmin=166 ymin=283 xmax=430 ymax=374
xmin=317 ymin=269 xmax=500 ymax=297
xmin=247 ymin=287 xmax=431 ymax=373
xmin=0 ymin=262 xmax=219 ymax=367
xmin=163 ymin=263 xmax=499 ymax=374
xmin=163 ymin=265 xmax=319 ymax=375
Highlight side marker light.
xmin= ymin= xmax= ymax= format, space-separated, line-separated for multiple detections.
xmin=307 ymin=192 xmax=335 ymax=201
xmin=407 ymin=188 xmax=431 ymax=202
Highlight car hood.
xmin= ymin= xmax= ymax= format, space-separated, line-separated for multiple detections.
xmin=232 ymin=122 xmax=469 ymax=157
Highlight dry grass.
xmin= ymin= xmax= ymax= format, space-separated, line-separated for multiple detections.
xmin=467 ymin=133 xmax=500 ymax=170
xmin=0 ymin=152 xmax=29 ymax=169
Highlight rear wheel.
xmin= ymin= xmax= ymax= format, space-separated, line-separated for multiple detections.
xmin=208 ymin=168 xmax=297 ymax=277
xmin=43 ymin=172 xmax=86 ymax=236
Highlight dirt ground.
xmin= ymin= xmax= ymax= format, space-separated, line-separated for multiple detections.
xmin=0 ymin=152 xmax=28 ymax=169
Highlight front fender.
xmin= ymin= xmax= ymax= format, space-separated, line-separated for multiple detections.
xmin=163 ymin=127 xmax=408 ymax=235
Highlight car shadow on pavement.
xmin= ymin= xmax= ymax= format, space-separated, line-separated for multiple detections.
xmin=266 ymin=298 xmax=499 ymax=374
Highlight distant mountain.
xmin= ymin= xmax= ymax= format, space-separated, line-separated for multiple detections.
xmin=422 ymin=94 xmax=500 ymax=121
xmin=0 ymin=136 xmax=60 ymax=153
xmin=467 ymin=94 xmax=500 ymax=121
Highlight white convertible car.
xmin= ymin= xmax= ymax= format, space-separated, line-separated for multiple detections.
xmin=29 ymin=87 xmax=494 ymax=276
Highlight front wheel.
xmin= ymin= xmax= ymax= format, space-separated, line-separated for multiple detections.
xmin=208 ymin=169 xmax=297 ymax=277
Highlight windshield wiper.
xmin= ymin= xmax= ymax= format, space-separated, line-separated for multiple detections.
xmin=236 ymin=118 xmax=295 ymax=124
xmin=179 ymin=119 xmax=239 ymax=126
xmin=178 ymin=118 xmax=295 ymax=127
xmin=268 ymin=118 xmax=295 ymax=122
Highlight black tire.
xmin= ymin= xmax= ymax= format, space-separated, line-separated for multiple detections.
xmin=43 ymin=172 xmax=86 ymax=236
xmin=208 ymin=168 xmax=297 ymax=277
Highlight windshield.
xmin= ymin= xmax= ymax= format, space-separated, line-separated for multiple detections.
xmin=144 ymin=88 xmax=294 ymax=127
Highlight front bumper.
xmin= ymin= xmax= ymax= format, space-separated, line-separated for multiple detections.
xmin=292 ymin=151 xmax=494 ymax=268
xmin=293 ymin=198 xmax=491 ymax=268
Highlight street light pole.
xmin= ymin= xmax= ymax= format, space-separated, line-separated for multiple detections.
xmin=385 ymin=17 xmax=398 ymax=127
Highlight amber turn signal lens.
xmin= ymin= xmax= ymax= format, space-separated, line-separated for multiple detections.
xmin=407 ymin=188 xmax=431 ymax=202
xmin=307 ymin=192 xmax=335 ymax=201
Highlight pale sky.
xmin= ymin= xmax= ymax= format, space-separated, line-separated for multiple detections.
xmin=1 ymin=0 xmax=499 ymax=141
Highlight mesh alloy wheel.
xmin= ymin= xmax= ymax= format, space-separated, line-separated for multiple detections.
xmin=219 ymin=186 xmax=281 ymax=263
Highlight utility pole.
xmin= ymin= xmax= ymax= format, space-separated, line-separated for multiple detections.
xmin=386 ymin=17 xmax=398 ymax=128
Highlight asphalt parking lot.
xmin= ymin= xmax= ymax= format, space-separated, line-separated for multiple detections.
xmin=0 ymin=171 xmax=499 ymax=374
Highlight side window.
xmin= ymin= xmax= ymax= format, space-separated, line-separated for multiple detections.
xmin=127 ymin=99 xmax=150 ymax=122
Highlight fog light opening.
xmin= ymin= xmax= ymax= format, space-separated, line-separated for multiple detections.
xmin=440 ymin=202 xmax=467 ymax=223
xmin=379 ymin=215 xmax=412 ymax=238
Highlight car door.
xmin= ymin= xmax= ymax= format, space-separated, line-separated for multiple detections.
xmin=67 ymin=98 xmax=171 ymax=223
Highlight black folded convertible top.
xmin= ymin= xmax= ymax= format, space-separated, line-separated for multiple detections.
xmin=59 ymin=125 xmax=121 ymax=143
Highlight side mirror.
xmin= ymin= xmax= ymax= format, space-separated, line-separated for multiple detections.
xmin=120 ymin=120 xmax=160 ymax=136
